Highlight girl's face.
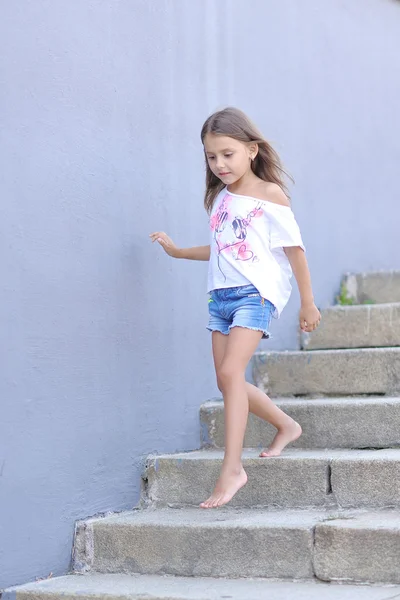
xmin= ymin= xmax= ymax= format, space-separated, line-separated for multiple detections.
xmin=203 ymin=134 xmax=256 ymax=184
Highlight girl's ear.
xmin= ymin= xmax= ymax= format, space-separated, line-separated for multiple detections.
xmin=249 ymin=142 xmax=259 ymax=160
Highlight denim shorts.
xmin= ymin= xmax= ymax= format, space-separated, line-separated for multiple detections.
xmin=207 ymin=284 xmax=275 ymax=339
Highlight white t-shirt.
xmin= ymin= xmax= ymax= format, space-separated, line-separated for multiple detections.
xmin=207 ymin=187 xmax=305 ymax=318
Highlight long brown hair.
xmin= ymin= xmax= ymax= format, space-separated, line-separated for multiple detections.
xmin=201 ymin=107 xmax=293 ymax=214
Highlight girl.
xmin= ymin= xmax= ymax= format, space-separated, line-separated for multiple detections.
xmin=150 ymin=107 xmax=321 ymax=509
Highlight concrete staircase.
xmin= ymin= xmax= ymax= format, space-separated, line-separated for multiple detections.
xmin=4 ymin=271 xmax=400 ymax=600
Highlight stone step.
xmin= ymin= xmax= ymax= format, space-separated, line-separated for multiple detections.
xmin=343 ymin=270 xmax=400 ymax=304
xmin=200 ymin=397 xmax=400 ymax=449
xmin=4 ymin=573 xmax=400 ymax=600
xmin=73 ymin=507 xmax=319 ymax=579
xmin=252 ymin=348 xmax=400 ymax=396
xmin=144 ymin=448 xmax=400 ymax=509
xmin=71 ymin=507 xmax=400 ymax=584
xmin=314 ymin=511 xmax=400 ymax=584
xmin=301 ymin=303 xmax=400 ymax=350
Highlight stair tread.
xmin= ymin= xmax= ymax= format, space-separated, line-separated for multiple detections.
xmin=151 ymin=448 xmax=400 ymax=461
xmin=5 ymin=573 xmax=400 ymax=600
xmin=203 ymin=396 xmax=400 ymax=407
xmin=321 ymin=302 xmax=400 ymax=311
xmin=256 ymin=347 xmax=400 ymax=356
xmin=88 ymin=506 xmax=399 ymax=529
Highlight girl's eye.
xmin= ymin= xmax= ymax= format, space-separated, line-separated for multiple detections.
xmin=224 ymin=153 xmax=233 ymax=158
xmin=207 ymin=156 xmax=215 ymax=161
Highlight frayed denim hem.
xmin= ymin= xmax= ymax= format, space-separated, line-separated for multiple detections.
xmin=229 ymin=324 xmax=271 ymax=340
xmin=206 ymin=327 xmax=230 ymax=336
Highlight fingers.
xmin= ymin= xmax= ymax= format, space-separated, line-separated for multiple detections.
xmin=149 ymin=232 xmax=169 ymax=247
xmin=149 ymin=232 xmax=164 ymax=242
xmin=300 ymin=320 xmax=321 ymax=332
xmin=149 ymin=232 xmax=177 ymax=258
xmin=300 ymin=307 xmax=322 ymax=333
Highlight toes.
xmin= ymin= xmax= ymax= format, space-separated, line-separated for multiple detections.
xmin=200 ymin=497 xmax=211 ymax=508
xmin=200 ymin=495 xmax=218 ymax=509
xmin=260 ymin=450 xmax=280 ymax=458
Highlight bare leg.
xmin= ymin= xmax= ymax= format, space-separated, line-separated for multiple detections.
xmin=209 ymin=332 xmax=302 ymax=461
xmin=200 ymin=328 xmax=263 ymax=509
xmin=245 ymin=383 xmax=302 ymax=457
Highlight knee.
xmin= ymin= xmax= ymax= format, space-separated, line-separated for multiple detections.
xmin=216 ymin=363 xmax=244 ymax=391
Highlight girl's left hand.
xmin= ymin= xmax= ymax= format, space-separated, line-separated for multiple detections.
xmin=299 ymin=303 xmax=321 ymax=333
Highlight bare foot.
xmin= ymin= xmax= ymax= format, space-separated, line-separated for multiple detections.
xmin=200 ymin=467 xmax=248 ymax=509
xmin=260 ymin=420 xmax=302 ymax=457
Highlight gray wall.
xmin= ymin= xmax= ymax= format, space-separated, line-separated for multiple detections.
xmin=1 ymin=0 xmax=399 ymax=590
xmin=240 ymin=0 xmax=400 ymax=349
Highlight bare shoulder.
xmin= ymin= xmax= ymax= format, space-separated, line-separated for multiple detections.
xmin=261 ymin=182 xmax=291 ymax=207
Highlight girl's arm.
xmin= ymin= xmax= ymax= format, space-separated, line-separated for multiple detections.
xmin=283 ymin=246 xmax=321 ymax=332
xmin=176 ymin=245 xmax=210 ymax=261
xmin=149 ymin=231 xmax=210 ymax=261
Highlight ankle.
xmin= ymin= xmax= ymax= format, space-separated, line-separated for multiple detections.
xmin=277 ymin=417 xmax=298 ymax=432
xmin=221 ymin=462 xmax=243 ymax=475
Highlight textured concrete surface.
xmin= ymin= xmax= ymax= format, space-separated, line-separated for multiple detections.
xmin=314 ymin=511 xmax=400 ymax=584
xmin=252 ymin=348 xmax=400 ymax=396
xmin=87 ymin=508 xmax=323 ymax=579
xmin=71 ymin=508 xmax=400 ymax=584
xmin=343 ymin=271 xmax=400 ymax=304
xmin=301 ymin=303 xmax=400 ymax=350
xmin=144 ymin=449 xmax=400 ymax=509
xmin=5 ymin=573 xmax=400 ymax=600
xmin=331 ymin=450 xmax=400 ymax=507
xmin=200 ymin=398 xmax=400 ymax=450
xmin=145 ymin=449 xmax=332 ymax=508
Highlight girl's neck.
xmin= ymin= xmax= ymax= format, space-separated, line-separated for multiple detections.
xmin=227 ymin=172 xmax=263 ymax=195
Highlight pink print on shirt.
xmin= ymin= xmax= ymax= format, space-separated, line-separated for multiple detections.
xmin=210 ymin=193 xmax=263 ymax=280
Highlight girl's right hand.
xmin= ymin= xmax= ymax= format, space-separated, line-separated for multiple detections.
xmin=149 ymin=231 xmax=181 ymax=258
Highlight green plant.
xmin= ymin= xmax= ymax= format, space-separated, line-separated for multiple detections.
xmin=336 ymin=282 xmax=375 ymax=306
xmin=336 ymin=281 xmax=356 ymax=305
